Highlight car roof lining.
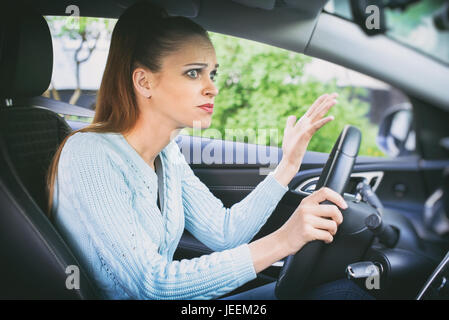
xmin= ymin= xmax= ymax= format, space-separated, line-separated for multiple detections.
xmin=37 ymin=0 xmax=327 ymax=57
xmin=28 ymin=0 xmax=449 ymax=111
xmin=35 ymin=0 xmax=328 ymax=18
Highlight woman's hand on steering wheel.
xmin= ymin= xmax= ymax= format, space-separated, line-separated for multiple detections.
xmin=277 ymin=187 xmax=348 ymax=256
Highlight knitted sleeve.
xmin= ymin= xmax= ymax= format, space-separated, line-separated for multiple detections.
xmin=61 ymin=134 xmax=256 ymax=300
xmin=173 ymin=143 xmax=289 ymax=251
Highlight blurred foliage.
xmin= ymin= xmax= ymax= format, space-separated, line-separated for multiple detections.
xmin=45 ymin=16 xmax=114 ymax=41
xmin=385 ymin=0 xmax=445 ymax=36
xmin=183 ymin=33 xmax=384 ymax=157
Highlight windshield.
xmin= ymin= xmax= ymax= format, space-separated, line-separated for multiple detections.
xmin=324 ymin=0 xmax=449 ymax=66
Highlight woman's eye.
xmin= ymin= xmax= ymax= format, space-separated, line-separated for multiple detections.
xmin=187 ymin=70 xmax=199 ymax=79
xmin=186 ymin=69 xmax=218 ymax=81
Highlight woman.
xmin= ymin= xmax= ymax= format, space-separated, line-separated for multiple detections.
xmin=47 ymin=1 xmax=373 ymax=300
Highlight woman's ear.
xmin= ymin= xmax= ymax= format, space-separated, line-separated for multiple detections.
xmin=132 ymin=67 xmax=152 ymax=99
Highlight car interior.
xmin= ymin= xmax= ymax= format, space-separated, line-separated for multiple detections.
xmin=1 ymin=0 xmax=449 ymax=300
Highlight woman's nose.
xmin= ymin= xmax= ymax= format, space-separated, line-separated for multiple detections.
xmin=203 ymin=79 xmax=219 ymax=97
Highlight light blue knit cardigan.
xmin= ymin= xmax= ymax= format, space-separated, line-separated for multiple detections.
xmin=52 ymin=132 xmax=288 ymax=299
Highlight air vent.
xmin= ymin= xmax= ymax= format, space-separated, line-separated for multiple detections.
xmin=295 ymin=171 xmax=384 ymax=195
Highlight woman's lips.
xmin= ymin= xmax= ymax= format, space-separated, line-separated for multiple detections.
xmin=198 ymin=103 xmax=214 ymax=114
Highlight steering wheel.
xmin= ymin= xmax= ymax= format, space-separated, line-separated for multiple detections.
xmin=275 ymin=125 xmax=361 ymax=299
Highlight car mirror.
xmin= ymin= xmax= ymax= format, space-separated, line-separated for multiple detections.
xmin=349 ymin=0 xmax=419 ymax=36
xmin=376 ymin=103 xmax=415 ymax=157
xmin=350 ymin=0 xmax=387 ymax=35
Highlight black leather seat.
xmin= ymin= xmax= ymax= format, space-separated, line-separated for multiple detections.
xmin=0 ymin=4 xmax=99 ymax=299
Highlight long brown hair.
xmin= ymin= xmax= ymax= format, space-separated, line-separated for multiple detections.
xmin=46 ymin=1 xmax=210 ymax=217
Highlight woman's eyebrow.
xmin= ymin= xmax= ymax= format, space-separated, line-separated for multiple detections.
xmin=183 ymin=63 xmax=219 ymax=68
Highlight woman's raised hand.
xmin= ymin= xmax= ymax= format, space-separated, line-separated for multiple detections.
xmin=272 ymin=93 xmax=338 ymax=188
xmin=281 ymin=93 xmax=338 ymax=169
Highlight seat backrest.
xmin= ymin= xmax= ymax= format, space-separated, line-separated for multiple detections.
xmin=0 ymin=106 xmax=72 ymax=213
xmin=0 ymin=3 xmax=100 ymax=299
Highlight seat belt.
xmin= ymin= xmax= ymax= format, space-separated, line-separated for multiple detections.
xmin=155 ymin=155 xmax=163 ymax=214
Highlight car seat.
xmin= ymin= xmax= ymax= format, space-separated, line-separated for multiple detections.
xmin=0 ymin=3 xmax=99 ymax=299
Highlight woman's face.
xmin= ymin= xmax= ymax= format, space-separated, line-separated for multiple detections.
xmin=146 ymin=36 xmax=219 ymax=131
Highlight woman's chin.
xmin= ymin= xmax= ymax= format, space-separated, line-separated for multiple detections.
xmin=189 ymin=118 xmax=212 ymax=130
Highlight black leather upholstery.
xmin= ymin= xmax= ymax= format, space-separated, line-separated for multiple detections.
xmin=0 ymin=2 xmax=53 ymax=98
xmin=0 ymin=3 xmax=99 ymax=299
xmin=0 ymin=106 xmax=72 ymax=213
xmin=0 ymin=137 xmax=98 ymax=299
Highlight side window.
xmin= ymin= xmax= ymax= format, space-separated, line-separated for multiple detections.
xmin=44 ymin=15 xmax=412 ymax=158
xmin=44 ymin=16 xmax=116 ymax=123
xmin=181 ymin=32 xmax=412 ymax=158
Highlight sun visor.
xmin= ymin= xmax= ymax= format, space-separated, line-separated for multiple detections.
xmin=232 ymin=0 xmax=328 ymax=16
xmin=116 ymin=0 xmax=200 ymax=17
xmin=231 ymin=0 xmax=276 ymax=10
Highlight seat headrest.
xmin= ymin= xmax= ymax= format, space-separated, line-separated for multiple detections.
xmin=0 ymin=3 xmax=53 ymax=99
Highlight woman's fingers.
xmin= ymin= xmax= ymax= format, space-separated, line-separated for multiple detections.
xmin=304 ymin=93 xmax=337 ymax=120
xmin=291 ymin=93 xmax=337 ymax=136
xmin=285 ymin=115 xmax=297 ymax=131
xmin=308 ymin=214 xmax=339 ymax=236
xmin=313 ymin=204 xmax=344 ymax=225
xmin=311 ymin=228 xmax=334 ymax=244
xmin=304 ymin=94 xmax=329 ymax=118
xmin=309 ymin=116 xmax=334 ymax=134
xmin=307 ymin=187 xmax=348 ymax=210
xmin=313 ymin=95 xmax=338 ymax=122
